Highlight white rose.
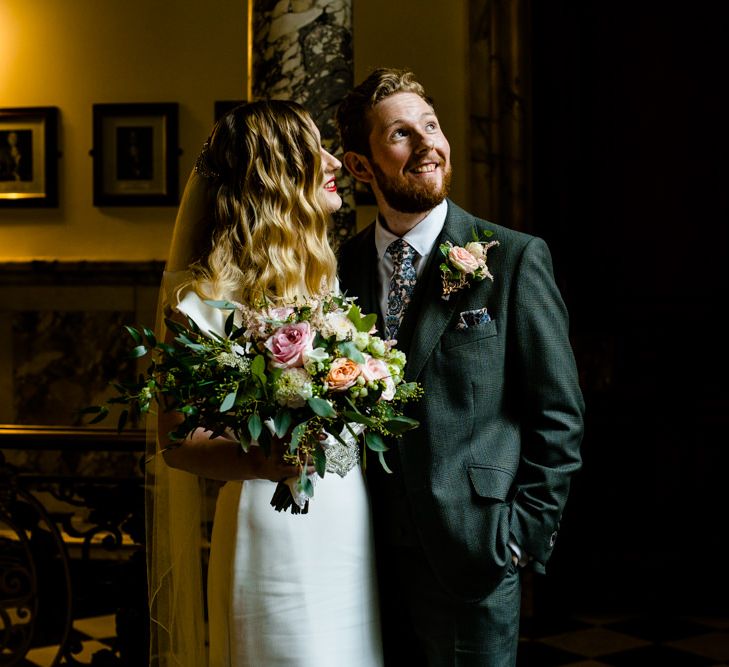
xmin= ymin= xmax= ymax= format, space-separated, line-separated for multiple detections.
xmin=320 ymin=312 xmax=356 ymax=341
xmin=464 ymin=241 xmax=485 ymax=260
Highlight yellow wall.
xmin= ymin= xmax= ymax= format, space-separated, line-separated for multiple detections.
xmin=0 ymin=0 xmax=245 ymax=261
xmin=353 ymin=0 xmax=469 ymax=230
xmin=0 ymin=0 xmax=468 ymax=260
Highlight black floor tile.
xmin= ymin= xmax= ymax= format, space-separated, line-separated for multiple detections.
xmin=601 ymin=644 xmax=716 ymax=666
xmin=520 ymin=614 xmax=593 ymax=640
xmin=605 ymin=616 xmax=718 ymax=642
xmin=517 ymin=639 xmax=584 ymax=666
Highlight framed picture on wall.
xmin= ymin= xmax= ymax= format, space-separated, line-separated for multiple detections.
xmin=92 ymin=103 xmax=179 ymax=206
xmin=0 ymin=107 xmax=59 ymax=208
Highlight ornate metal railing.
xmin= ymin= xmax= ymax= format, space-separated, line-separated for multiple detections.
xmin=0 ymin=426 xmax=147 ymax=666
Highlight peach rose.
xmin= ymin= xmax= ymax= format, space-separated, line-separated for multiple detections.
xmin=326 ymin=357 xmax=361 ymax=392
xmin=448 ymin=245 xmax=480 ymax=274
xmin=264 ymin=322 xmax=314 ymax=368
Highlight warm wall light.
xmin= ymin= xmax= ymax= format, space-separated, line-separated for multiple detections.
xmin=0 ymin=4 xmax=19 ymax=97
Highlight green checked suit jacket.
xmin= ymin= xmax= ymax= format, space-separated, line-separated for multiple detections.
xmin=338 ymin=200 xmax=585 ymax=601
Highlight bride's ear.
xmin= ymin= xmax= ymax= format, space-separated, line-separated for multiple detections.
xmin=343 ymin=152 xmax=374 ymax=184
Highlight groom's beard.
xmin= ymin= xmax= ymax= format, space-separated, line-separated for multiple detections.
xmin=371 ymin=159 xmax=452 ymax=214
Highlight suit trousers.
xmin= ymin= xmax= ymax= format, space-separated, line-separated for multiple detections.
xmin=367 ymin=455 xmax=521 ymax=666
xmin=376 ymin=540 xmax=521 ymax=667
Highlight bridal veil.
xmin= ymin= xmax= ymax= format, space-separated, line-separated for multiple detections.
xmin=146 ymin=168 xmax=210 ymax=666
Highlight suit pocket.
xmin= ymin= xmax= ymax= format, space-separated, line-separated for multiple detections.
xmin=467 ymin=464 xmax=514 ymax=501
xmin=442 ymin=318 xmax=498 ymax=350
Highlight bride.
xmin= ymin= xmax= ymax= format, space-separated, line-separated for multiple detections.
xmin=147 ymin=100 xmax=383 ymax=666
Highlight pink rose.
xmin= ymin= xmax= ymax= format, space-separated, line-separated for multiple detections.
xmin=326 ymin=357 xmax=361 ymax=392
xmin=360 ymin=355 xmax=396 ymax=401
xmin=264 ymin=322 xmax=314 ymax=368
xmin=449 ymin=245 xmax=480 ymax=274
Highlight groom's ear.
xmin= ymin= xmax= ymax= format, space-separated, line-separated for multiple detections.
xmin=343 ymin=151 xmax=374 ymax=184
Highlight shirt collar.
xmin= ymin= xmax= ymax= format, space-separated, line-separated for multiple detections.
xmin=374 ymin=199 xmax=448 ymax=260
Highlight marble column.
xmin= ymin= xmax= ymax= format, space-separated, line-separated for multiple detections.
xmin=251 ymin=0 xmax=355 ymax=241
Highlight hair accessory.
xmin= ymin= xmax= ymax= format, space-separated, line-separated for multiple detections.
xmin=194 ymin=140 xmax=219 ymax=179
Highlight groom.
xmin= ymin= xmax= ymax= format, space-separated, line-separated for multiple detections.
xmin=336 ymin=68 xmax=585 ymax=665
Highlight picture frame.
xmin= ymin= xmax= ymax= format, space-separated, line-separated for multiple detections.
xmin=92 ymin=103 xmax=179 ymax=206
xmin=0 ymin=107 xmax=59 ymax=208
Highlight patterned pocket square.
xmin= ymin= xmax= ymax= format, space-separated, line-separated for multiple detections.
xmin=457 ymin=307 xmax=491 ymax=330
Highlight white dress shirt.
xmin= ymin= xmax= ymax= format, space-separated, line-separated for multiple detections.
xmin=374 ymin=200 xmax=448 ymax=319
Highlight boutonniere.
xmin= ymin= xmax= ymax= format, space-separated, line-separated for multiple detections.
xmin=439 ymin=228 xmax=499 ymax=300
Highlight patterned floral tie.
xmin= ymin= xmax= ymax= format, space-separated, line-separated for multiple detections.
xmin=385 ymin=238 xmax=418 ymax=339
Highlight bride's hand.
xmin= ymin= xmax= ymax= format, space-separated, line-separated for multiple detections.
xmin=161 ymin=425 xmax=316 ymax=482
xmin=243 ymin=436 xmax=316 ymax=482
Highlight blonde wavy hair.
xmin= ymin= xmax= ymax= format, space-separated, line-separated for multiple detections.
xmin=190 ymin=100 xmax=337 ymax=305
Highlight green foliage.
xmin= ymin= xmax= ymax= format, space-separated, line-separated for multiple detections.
xmin=347 ymin=303 xmax=377 ymax=333
xmin=82 ymin=293 xmax=424 ymax=509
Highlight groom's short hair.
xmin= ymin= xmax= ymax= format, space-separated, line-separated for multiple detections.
xmin=336 ymin=67 xmax=434 ymax=157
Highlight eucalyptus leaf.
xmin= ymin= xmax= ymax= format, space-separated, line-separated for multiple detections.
xmin=365 ymin=431 xmax=388 ymax=452
xmin=329 ymin=428 xmax=349 ymax=447
xmin=248 ymin=413 xmax=262 ymax=441
xmin=307 ymin=396 xmax=336 ymax=418
xmin=124 ymin=325 xmax=142 ymax=345
xmin=378 ymin=450 xmax=393 ymax=474
xmin=186 ymin=316 xmax=201 ymax=333
xmin=289 ymin=421 xmax=307 ymax=453
xmin=313 ymin=446 xmax=327 ymax=477
xmin=164 ymin=318 xmax=186 ymax=335
xmin=338 ymin=341 xmax=365 ymax=364
xmin=384 ymin=416 xmax=420 ymax=434
xmin=342 ymin=409 xmax=376 ymax=428
xmin=300 ymin=473 xmax=314 ymax=498
xmin=175 ymin=335 xmax=207 ymax=352
xmin=107 ymin=396 xmax=130 ymax=405
xmin=79 ymin=405 xmax=104 ymax=415
xmin=343 ymin=422 xmax=361 ymax=442
xmin=219 ymin=390 xmax=237 ymax=412
xmin=224 ymin=310 xmax=235 ymax=336
xmin=142 ymin=327 xmax=157 ymax=348
xmin=204 ymin=299 xmax=239 ymax=310
xmin=237 ymin=428 xmax=250 ymax=453
xmin=273 ymin=410 xmax=292 ymax=438
xmin=88 ymin=406 xmax=109 ymax=424
xmin=129 ymin=345 xmax=149 ymax=359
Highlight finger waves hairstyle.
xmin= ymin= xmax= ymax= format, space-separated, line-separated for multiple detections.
xmin=336 ymin=67 xmax=433 ymax=156
xmin=192 ymin=100 xmax=337 ymax=305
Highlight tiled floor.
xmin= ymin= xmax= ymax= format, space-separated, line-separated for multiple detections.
xmin=20 ymin=612 xmax=729 ymax=665
xmin=518 ymin=613 xmax=729 ymax=666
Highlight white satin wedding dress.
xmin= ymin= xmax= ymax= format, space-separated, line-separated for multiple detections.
xmin=175 ymin=287 xmax=383 ymax=667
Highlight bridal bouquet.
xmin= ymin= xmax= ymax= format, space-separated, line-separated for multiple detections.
xmin=83 ymin=293 xmax=422 ymax=513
